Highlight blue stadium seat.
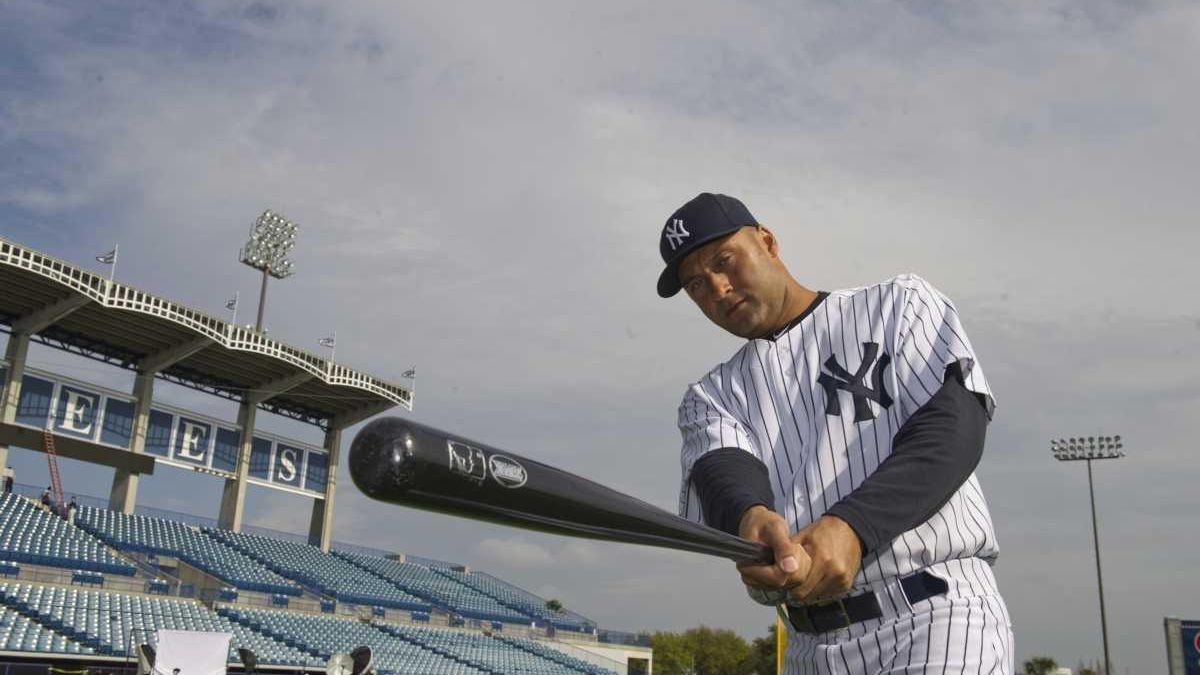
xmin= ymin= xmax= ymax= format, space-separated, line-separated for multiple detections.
xmin=74 ymin=506 xmax=301 ymax=596
xmin=435 ymin=567 xmax=591 ymax=630
xmin=204 ymin=529 xmax=430 ymax=611
xmin=336 ymin=551 xmax=532 ymax=624
xmin=0 ymin=495 xmax=135 ymax=576
xmin=218 ymin=606 xmax=486 ymax=675
xmin=378 ymin=622 xmax=615 ymax=675
xmin=0 ymin=600 xmax=90 ymax=655
xmin=0 ymin=582 xmax=319 ymax=667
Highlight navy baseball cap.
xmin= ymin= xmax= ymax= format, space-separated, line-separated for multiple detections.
xmin=657 ymin=192 xmax=759 ymax=298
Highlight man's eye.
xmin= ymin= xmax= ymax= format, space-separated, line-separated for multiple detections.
xmin=715 ymin=253 xmax=733 ymax=269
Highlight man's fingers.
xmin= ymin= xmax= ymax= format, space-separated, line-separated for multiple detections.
xmin=762 ymin=517 xmax=799 ymax=574
xmin=737 ymin=563 xmax=789 ymax=589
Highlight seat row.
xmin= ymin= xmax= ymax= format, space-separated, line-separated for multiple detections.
xmin=74 ymin=506 xmax=301 ymax=596
xmin=206 ymin=529 xmax=429 ymax=610
xmin=336 ymin=551 xmax=530 ymax=625
xmin=0 ymin=495 xmax=135 ymax=576
xmin=0 ymin=583 xmax=315 ymax=666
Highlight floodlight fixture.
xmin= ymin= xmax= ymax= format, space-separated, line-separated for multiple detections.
xmin=238 ymin=209 xmax=300 ymax=331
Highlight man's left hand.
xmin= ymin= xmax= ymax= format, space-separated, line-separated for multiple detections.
xmin=788 ymin=515 xmax=863 ymax=604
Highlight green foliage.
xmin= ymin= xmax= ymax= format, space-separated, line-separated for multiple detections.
xmin=651 ymin=623 xmax=776 ymax=675
xmin=690 ymin=626 xmax=751 ymax=675
xmin=651 ymin=631 xmax=696 ymax=675
xmin=544 ymin=598 xmax=564 ymax=612
xmin=1022 ymin=655 xmax=1058 ymax=675
xmin=744 ymin=624 xmax=779 ymax=675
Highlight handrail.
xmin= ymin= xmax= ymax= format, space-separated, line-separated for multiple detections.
xmin=0 ymin=237 xmax=412 ymax=411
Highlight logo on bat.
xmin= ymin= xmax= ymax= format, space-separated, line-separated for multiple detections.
xmin=447 ymin=441 xmax=487 ymax=482
xmin=488 ymin=455 xmax=528 ymax=489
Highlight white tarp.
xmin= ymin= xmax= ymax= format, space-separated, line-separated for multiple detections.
xmin=154 ymin=629 xmax=233 ymax=675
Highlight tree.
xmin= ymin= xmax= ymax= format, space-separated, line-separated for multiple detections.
xmin=744 ymin=624 xmax=779 ymax=675
xmin=688 ymin=626 xmax=750 ymax=675
xmin=651 ymin=631 xmax=695 ymax=675
xmin=544 ymin=598 xmax=564 ymax=612
xmin=1022 ymin=656 xmax=1058 ymax=675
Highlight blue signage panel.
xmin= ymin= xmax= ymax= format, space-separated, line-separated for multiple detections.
xmin=272 ymin=444 xmax=305 ymax=488
xmin=249 ymin=437 xmax=273 ymax=479
xmin=172 ymin=416 xmax=212 ymax=466
xmin=100 ymin=398 xmax=134 ymax=449
xmin=16 ymin=375 xmax=54 ymax=428
xmin=53 ymin=385 xmax=102 ymax=440
xmin=1184 ymin=621 xmax=1200 ymax=675
xmin=305 ymin=452 xmax=328 ymax=493
xmin=212 ymin=428 xmax=240 ymax=473
xmin=145 ymin=410 xmax=174 ymax=457
xmin=9 ymin=367 xmax=329 ymax=497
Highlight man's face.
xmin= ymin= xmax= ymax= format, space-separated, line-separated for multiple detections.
xmin=678 ymin=226 xmax=788 ymax=339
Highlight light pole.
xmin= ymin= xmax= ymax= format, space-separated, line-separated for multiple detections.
xmin=238 ymin=210 xmax=298 ymax=332
xmin=1051 ymin=435 xmax=1124 ymax=675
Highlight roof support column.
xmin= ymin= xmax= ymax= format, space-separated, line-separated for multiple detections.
xmin=307 ymin=426 xmax=342 ymax=552
xmin=109 ymin=335 xmax=212 ymax=514
xmin=0 ymin=331 xmax=32 ymax=475
xmin=217 ymin=370 xmax=312 ymax=532
xmin=217 ymin=399 xmax=256 ymax=532
xmin=108 ymin=370 xmax=154 ymax=514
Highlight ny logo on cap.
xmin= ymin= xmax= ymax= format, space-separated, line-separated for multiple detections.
xmin=664 ymin=218 xmax=690 ymax=250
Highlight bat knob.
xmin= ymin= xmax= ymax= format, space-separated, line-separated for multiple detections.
xmin=348 ymin=417 xmax=419 ymax=499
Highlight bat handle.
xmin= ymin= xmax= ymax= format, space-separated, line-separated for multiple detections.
xmin=729 ymin=539 xmax=775 ymax=566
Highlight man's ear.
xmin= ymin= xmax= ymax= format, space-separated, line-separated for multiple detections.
xmin=756 ymin=225 xmax=780 ymax=258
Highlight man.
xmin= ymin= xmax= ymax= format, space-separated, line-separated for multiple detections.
xmin=658 ymin=193 xmax=1012 ymax=674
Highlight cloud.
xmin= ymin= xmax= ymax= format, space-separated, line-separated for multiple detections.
xmin=475 ymin=538 xmax=555 ymax=569
xmin=2 ymin=1 xmax=1198 ymax=671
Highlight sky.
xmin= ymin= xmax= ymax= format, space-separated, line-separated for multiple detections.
xmin=1 ymin=0 xmax=1199 ymax=672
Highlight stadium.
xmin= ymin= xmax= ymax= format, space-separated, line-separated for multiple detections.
xmin=0 ymin=234 xmax=654 ymax=675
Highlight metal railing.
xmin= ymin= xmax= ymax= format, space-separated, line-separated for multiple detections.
xmin=0 ymin=238 xmax=412 ymax=411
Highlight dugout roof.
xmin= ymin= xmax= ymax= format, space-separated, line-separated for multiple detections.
xmin=0 ymin=236 xmax=411 ymax=429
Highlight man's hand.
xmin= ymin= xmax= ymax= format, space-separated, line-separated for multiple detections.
xmin=788 ymin=515 xmax=863 ymax=603
xmin=736 ymin=505 xmax=811 ymax=592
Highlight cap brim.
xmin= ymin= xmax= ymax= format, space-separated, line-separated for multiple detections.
xmin=657 ymin=261 xmax=683 ymax=298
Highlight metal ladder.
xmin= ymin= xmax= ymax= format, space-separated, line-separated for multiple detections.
xmin=41 ymin=429 xmax=65 ymax=514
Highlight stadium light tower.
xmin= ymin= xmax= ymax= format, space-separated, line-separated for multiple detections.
xmin=1051 ymin=434 xmax=1124 ymax=675
xmin=238 ymin=209 xmax=298 ymax=331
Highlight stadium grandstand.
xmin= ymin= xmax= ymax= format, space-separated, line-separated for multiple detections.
xmin=0 ymin=236 xmax=652 ymax=675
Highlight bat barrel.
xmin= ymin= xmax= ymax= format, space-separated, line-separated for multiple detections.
xmin=348 ymin=416 xmax=772 ymax=565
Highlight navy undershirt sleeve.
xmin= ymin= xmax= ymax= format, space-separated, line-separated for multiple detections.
xmin=689 ymin=448 xmax=775 ymax=536
xmin=826 ymin=364 xmax=989 ymax=554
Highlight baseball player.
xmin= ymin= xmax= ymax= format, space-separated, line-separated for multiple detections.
xmin=658 ymin=193 xmax=1013 ymax=674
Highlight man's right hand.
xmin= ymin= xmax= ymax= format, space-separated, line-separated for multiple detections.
xmin=736 ymin=505 xmax=811 ymax=591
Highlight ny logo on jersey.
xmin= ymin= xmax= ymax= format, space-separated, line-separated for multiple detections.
xmin=817 ymin=341 xmax=894 ymax=422
xmin=664 ymin=218 xmax=690 ymax=250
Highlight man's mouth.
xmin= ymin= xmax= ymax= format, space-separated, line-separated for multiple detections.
xmin=725 ymin=299 xmax=746 ymax=317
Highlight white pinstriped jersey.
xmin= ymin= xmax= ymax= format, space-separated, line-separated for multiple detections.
xmin=677 ymin=274 xmax=1000 ymax=593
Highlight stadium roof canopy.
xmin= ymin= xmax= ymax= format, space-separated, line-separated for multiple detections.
xmin=0 ymin=236 xmax=412 ymax=429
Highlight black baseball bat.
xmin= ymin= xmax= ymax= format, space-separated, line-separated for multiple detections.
xmin=348 ymin=416 xmax=772 ymax=565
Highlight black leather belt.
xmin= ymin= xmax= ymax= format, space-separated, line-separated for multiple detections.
xmin=784 ymin=571 xmax=948 ymax=634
